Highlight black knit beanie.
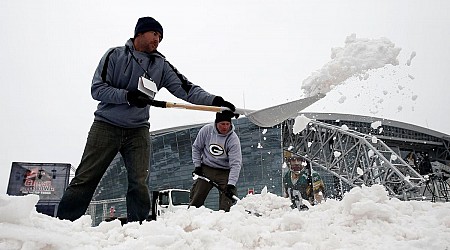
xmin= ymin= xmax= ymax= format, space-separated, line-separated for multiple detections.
xmin=134 ymin=17 xmax=163 ymax=40
xmin=215 ymin=111 xmax=233 ymax=123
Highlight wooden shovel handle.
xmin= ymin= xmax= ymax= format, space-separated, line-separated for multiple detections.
xmin=165 ymin=102 xmax=227 ymax=112
xmin=149 ymin=99 xmax=251 ymax=115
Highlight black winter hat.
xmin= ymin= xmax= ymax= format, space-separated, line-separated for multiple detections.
xmin=134 ymin=17 xmax=163 ymax=40
xmin=215 ymin=111 xmax=234 ymax=123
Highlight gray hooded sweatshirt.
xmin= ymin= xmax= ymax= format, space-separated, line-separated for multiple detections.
xmin=192 ymin=122 xmax=243 ymax=186
xmin=91 ymin=39 xmax=217 ymax=128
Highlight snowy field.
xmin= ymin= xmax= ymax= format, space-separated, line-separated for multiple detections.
xmin=1 ymin=185 xmax=449 ymax=249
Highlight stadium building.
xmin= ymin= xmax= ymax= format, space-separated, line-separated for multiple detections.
xmin=85 ymin=112 xmax=450 ymax=226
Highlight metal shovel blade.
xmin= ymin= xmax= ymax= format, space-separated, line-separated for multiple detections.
xmin=237 ymin=93 xmax=325 ymax=127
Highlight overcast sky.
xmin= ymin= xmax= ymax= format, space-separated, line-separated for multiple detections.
xmin=1 ymin=0 xmax=449 ymax=193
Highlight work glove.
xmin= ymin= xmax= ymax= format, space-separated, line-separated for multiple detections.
xmin=127 ymin=90 xmax=150 ymax=108
xmin=192 ymin=167 xmax=203 ymax=177
xmin=212 ymin=96 xmax=239 ymax=118
xmin=224 ymin=184 xmax=237 ymax=200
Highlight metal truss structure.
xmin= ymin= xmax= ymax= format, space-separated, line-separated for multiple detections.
xmin=438 ymin=138 xmax=450 ymax=163
xmin=282 ymin=119 xmax=442 ymax=201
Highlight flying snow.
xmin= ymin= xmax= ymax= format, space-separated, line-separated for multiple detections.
xmin=293 ymin=115 xmax=311 ymax=134
xmin=301 ymin=33 xmax=401 ymax=97
xmin=371 ymin=121 xmax=382 ymax=129
xmin=294 ymin=34 xmax=411 ymax=132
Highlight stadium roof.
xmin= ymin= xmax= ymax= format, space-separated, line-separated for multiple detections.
xmin=150 ymin=112 xmax=449 ymax=140
xmin=300 ymin=112 xmax=449 ymax=139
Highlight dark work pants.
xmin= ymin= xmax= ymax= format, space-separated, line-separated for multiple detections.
xmin=57 ymin=120 xmax=150 ymax=223
xmin=189 ymin=164 xmax=234 ymax=212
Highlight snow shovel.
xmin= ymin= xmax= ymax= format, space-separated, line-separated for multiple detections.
xmin=233 ymin=93 xmax=325 ymax=127
xmin=287 ymin=188 xmax=309 ymax=211
xmin=193 ymin=173 xmax=240 ymax=202
xmin=192 ymin=174 xmax=262 ymax=217
xmin=144 ymin=94 xmax=325 ymax=127
xmin=138 ymin=76 xmax=325 ymax=127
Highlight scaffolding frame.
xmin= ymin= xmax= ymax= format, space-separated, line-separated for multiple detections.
xmin=282 ymin=119 xmax=442 ymax=201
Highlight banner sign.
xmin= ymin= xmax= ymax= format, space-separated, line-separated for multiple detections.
xmin=7 ymin=162 xmax=71 ymax=201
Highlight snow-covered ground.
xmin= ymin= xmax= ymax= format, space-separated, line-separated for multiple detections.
xmin=1 ymin=185 xmax=449 ymax=249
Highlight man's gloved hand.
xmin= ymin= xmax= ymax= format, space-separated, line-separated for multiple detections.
xmin=224 ymin=184 xmax=237 ymax=200
xmin=127 ymin=90 xmax=150 ymax=108
xmin=212 ymin=96 xmax=239 ymax=118
xmin=192 ymin=167 xmax=203 ymax=177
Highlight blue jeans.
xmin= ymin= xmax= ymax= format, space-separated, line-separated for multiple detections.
xmin=57 ymin=120 xmax=150 ymax=223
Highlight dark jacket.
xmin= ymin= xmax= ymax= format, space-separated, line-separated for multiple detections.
xmin=91 ymin=39 xmax=216 ymax=128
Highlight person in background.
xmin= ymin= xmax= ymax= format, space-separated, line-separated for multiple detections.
xmin=190 ymin=111 xmax=242 ymax=212
xmin=405 ymin=151 xmax=418 ymax=172
xmin=57 ymin=17 xmax=237 ymax=224
xmin=418 ymin=153 xmax=433 ymax=175
xmin=283 ymin=154 xmax=326 ymax=209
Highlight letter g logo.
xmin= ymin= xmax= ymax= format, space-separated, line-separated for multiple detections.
xmin=209 ymin=144 xmax=224 ymax=156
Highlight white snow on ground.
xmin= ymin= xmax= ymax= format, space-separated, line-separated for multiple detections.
xmin=1 ymin=185 xmax=450 ymax=250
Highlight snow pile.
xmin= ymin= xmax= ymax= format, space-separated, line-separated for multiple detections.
xmin=0 ymin=193 xmax=39 ymax=224
xmin=1 ymin=185 xmax=450 ymax=249
xmin=301 ymin=34 xmax=401 ymax=97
